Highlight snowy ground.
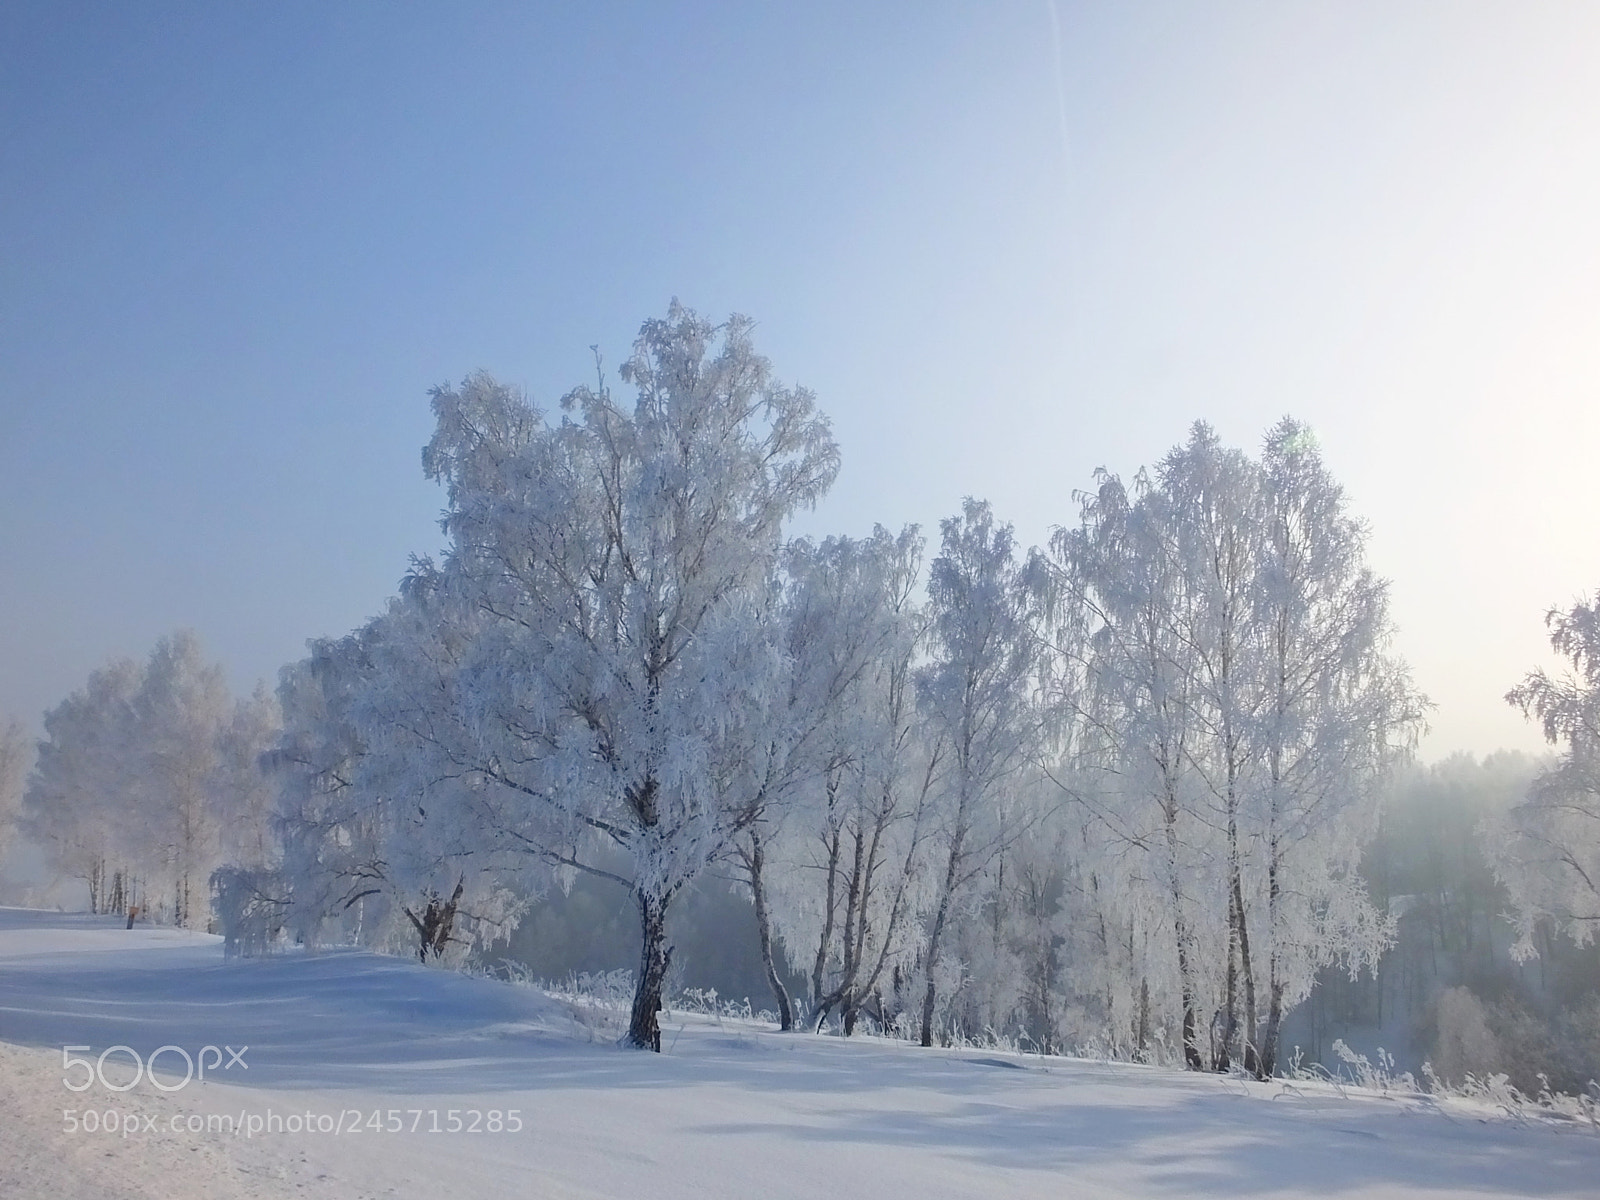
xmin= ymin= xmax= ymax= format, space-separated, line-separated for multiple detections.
xmin=0 ymin=908 xmax=1594 ymax=1200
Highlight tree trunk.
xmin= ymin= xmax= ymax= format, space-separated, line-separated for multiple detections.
xmin=841 ymin=793 xmax=893 ymax=1037
xmin=627 ymin=889 xmax=673 ymax=1051
xmin=403 ymin=877 xmax=465 ymax=963
xmin=1163 ymin=784 xmax=1204 ymax=1071
xmin=919 ymin=888 xmax=950 ymax=1048
xmin=1260 ymin=850 xmax=1284 ymax=1077
xmin=1235 ymin=869 xmax=1259 ymax=1076
xmin=175 ymin=873 xmax=191 ymax=930
xmin=1175 ymin=920 xmax=1202 ymax=1070
xmin=746 ymin=833 xmax=794 ymax=1031
xmin=837 ymin=825 xmax=866 ymax=1013
xmin=1261 ymin=977 xmax=1286 ymax=1079
xmin=811 ymin=812 xmax=842 ymax=1013
xmin=835 ymin=814 xmax=919 ymax=1038
xmin=920 ymin=824 xmax=965 ymax=1049
xmin=1137 ymin=975 xmax=1150 ymax=1061
xmin=1221 ymin=884 xmax=1239 ymax=1072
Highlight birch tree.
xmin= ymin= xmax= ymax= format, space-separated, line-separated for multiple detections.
xmin=1050 ymin=470 xmax=1213 ymax=1068
xmin=760 ymin=525 xmax=937 ymax=1035
xmin=24 ymin=658 xmax=143 ymax=913
xmin=423 ymin=304 xmax=838 ymax=1049
xmin=1249 ymin=418 xmax=1423 ymax=1075
xmin=915 ymin=499 xmax=1042 ymax=1047
xmin=134 ymin=631 xmax=232 ymax=927
xmin=213 ymin=685 xmax=283 ymax=871
xmin=270 ymin=578 xmax=551 ymax=962
xmin=1045 ymin=421 xmax=1420 ymax=1074
xmin=23 ymin=633 xmax=273 ymax=926
xmin=1163 ymin=425 xmax=1266 ymax=1072
xmin=1494 ymin=589 xmax=1600 ymax=956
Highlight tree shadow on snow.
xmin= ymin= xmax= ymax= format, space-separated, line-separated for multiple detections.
xmin=1 ymin=910 xmax=1595 ymax=1197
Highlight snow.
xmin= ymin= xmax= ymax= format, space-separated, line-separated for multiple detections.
xmin=0 ymin=908 xmax=1594 ymax=1200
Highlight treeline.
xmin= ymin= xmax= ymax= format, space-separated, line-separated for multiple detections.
xmin=17 ymin=632 xmax=278 ymax=926
xmin=1298 ymin=752 xmax=1600 ymax=1094
xmin=10 ymin=306 xmax=1598 ymax=1081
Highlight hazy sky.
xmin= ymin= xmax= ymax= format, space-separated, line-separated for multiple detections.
xmin=4 ymin=2 xmax=1598 ymax=759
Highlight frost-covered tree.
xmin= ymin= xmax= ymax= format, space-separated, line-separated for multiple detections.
xmin=24 ymin=632 xmax=273 ymax=926
xmin=348 ymin=575 xmax=555 ymax=960
xmin=422 ymin=305 xmax=838 ymax=1048
xmin=1043 ymin=421 xmax=1421 ymax=1074
xmin=1248 ymin=419 xmax=1423 ymax=1075
xmin=757 ymin=525 xmax=936 ymax=1035
xmin=134 ymin=632 xmax=232 ymax=926
xmin=1164 ymin=425 xmax=1267 ymax=1071
xmin=24 ymin=658 xmax=142 ymax=912
xmin=213 ymin=685 xmax=283 ymax=871
xmin=914 ymin=499 xmax=1043 ymax=1047
xmin=1495 ymin=590 xmax=1600 ymax=955
xmin=931 ymin=759 xmax=1063 ymax=1048
xmin=733 ymin=533 xmax=875 ymax=1032
xmin=1049 ymin=469 xmax=1214 ymax=1067
xmin=269 ymin=577 xmax=550 ymax=962
xmin=0 ymin=718 xmax=32 ymax=868
xmin=993 ymin=802 xmax=1068 ymax=1050
xmin=269 ymin=631 xmax=374 ymax=946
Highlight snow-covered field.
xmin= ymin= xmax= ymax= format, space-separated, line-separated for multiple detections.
xmin=0 ymin=908 xmax=1593 ymax=1200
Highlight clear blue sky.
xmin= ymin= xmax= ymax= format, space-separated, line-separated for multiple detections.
xmin=4 ymin=2 xmax=1599 ymax=756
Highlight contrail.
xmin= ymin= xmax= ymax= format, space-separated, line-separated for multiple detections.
xmin=1047 ymin=0 xmax=1071 ymax=167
